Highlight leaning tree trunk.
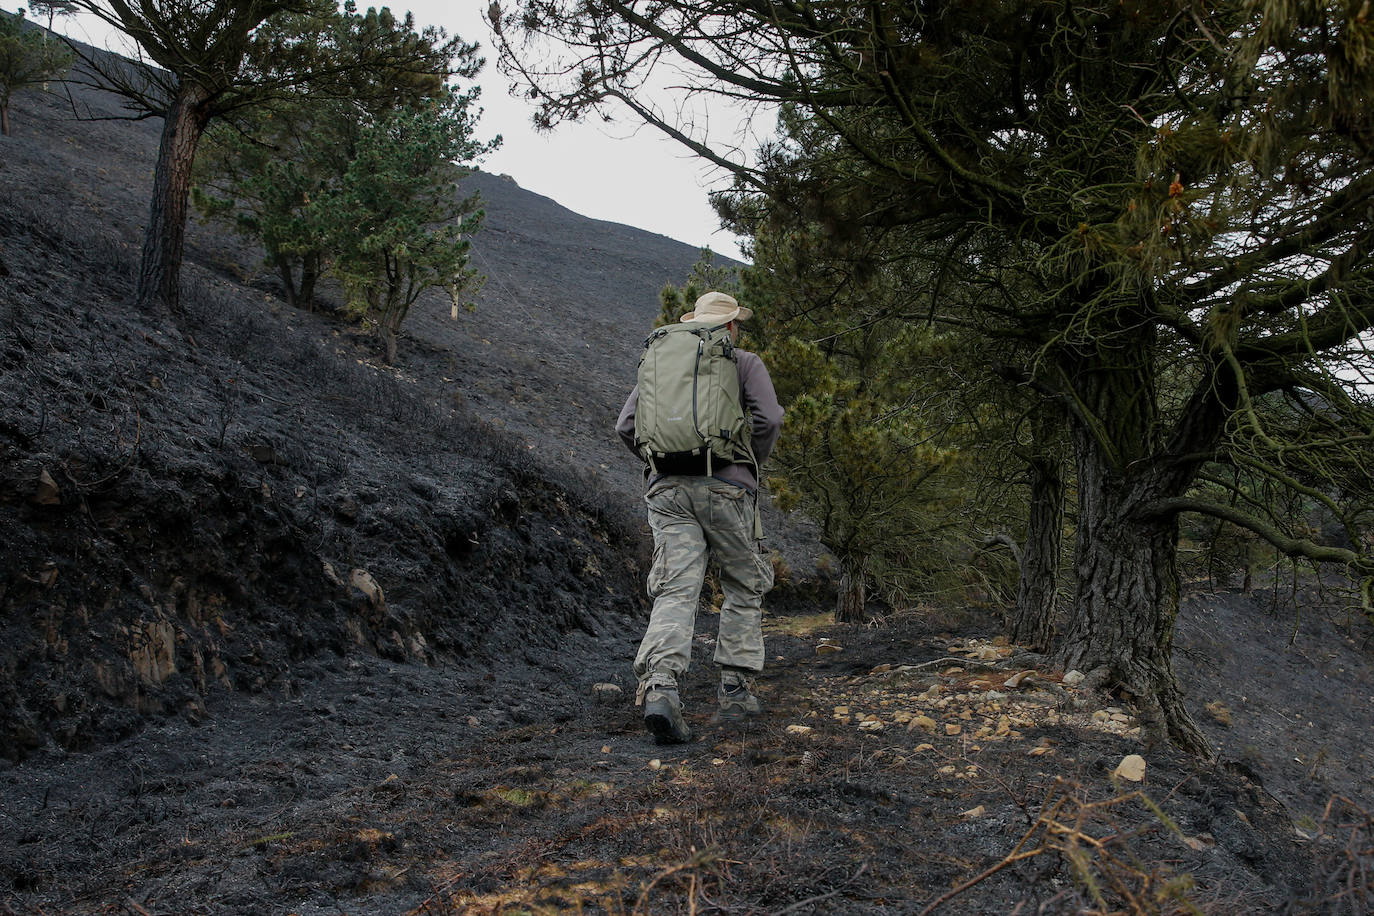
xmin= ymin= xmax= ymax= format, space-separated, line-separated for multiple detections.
xmin=1007 ymin=452 xmax=1063 ymax=652
xmin=137 ymin=81 xmax=212 ymax=318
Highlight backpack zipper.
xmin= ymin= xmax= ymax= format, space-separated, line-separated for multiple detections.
xmin=692 ymin=338 xmax=704 ymax=447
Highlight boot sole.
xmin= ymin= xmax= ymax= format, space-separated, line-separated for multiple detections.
xmin=644 ymin=712 xmax=692 ymax=744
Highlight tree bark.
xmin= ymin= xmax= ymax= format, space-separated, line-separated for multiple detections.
xmin=1053 ymin=349 xmax=1224 ymax=757
xmin=276 ymin=257 xmax=300 ymax=310
xmin=1 ymin=101 xmax=10 ymax=136
xmin=834 ymin=557 xmax=867 ymax=623
xmin=298 ymin=252 xmax=319 ymax=310
xmin=1007 ymin=452 xmax=1062 ymax=651
xmin=379 ymin=323 xmax=398 ymax=366
xmin=274 ymin=252 xmax=320 ymax=311
xmin=137 ymin=81 xmax=212 ymax=318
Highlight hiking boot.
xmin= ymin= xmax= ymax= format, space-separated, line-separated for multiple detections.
xmin=642 ymin=686 xmax=692 ymax=744
xmin=713 ymin=671 xmax=762 ymax=722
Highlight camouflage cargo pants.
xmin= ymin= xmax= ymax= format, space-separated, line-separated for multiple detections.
xmin=634 ymin=476 xmax=775 ymax=690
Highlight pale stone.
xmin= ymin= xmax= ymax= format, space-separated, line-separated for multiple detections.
xmin=909 ymin=715 xmax=937 ymax=733
xmin=32 ymin=468 xmax=61 ymax=505
xmin=322 ymin=561 xmax=345 ymax=587
xmin=349 ymin=568 xmax=386 ymax=608
xmin=1062 ymin=669 xmax=1086 ymax=687
xmin=786 ymin=724 xmax=814 ymax=736
xmin=961 ymin=805 xmax=986 ymax=818
xmin=945 ymin=723 xmax=962 ymax=736
xmin=592 ymin=683 xmax=623 ymax=704
xmin=1114 ymin=754 xmax=1147 ymax=782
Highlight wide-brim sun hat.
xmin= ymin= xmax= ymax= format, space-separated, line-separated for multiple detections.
xmin=680 ymin=291 xmax=753 ymax=323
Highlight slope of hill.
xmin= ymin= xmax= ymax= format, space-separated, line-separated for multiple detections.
xmin=2 ymin=63 xmax=1373 ymax=916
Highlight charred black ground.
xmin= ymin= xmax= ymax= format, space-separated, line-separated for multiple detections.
xmin=1 ymin=65 xmax=1373 ymax=915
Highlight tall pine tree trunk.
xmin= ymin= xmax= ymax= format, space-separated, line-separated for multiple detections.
xmin=1052 ymin=348 xmax=1227 ymax=756
xmin=1056 ymin=438 xmax=1207 ymax=754
xmin=137 ymin=81 xmax=211 ymax=318
xmin=1007 ymin=452 xmax=1062 ymax=651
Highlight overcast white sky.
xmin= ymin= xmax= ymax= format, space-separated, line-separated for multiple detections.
xmin=426 ymin=3 xmax=754 ymax=262
xmin=22 ymin=0 xmax=754 ymax=262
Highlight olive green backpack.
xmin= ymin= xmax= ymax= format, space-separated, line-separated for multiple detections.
xmin=634 ymin=322 xmax=755 ymax=476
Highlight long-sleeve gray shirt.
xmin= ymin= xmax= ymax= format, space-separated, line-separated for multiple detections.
xmin=616 ymin=348 xmax=783 ymax=492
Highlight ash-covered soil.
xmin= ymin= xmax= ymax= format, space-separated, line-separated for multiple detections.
xmin=2 ymin=60 xmax=1373 ymax=915
xmin=4 ymin=600 xmax=1371 ymax=914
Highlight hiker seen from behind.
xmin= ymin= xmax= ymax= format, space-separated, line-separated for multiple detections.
xmin=616 ymin=291 xmax=784 ymax=744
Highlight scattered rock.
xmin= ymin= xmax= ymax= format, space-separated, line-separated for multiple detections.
xmin=786 ymin=724 xmax=814 ymax=736
xmin=321 ymin=561 xmax=345 ymax=587
xmin=349 ymin=568 xmax=385 ymax=609
xmin=908 ymin=715 xmax=937 ymax=734
xmin=1062 ymin=669 xmax=1086 ymax=687
xmin=591 ymin=682 xmax=623 ymax=704
xmin=32 ymin=467 xmax=61 ymax=505
xmin=961 ymin=805 xmax=986 ymax=818
xmin=1114 ymin=754 xmax=1147 ymax=782
xmin=1003 ymin=670 xmax=1037 ymax=689
xmin=816 ymin=640 xmax=844 ymax=655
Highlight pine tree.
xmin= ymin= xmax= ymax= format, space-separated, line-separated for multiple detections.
xmin=0 ymin=10 xmax=71 ymax=135
xmin=498 ymin=0 xmax=1374 ymax=754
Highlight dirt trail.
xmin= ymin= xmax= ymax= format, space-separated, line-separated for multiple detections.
xmin=7 ymin=598 xmax=1369 ymax=915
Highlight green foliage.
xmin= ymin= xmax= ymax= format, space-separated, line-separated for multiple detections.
xmin=194 ymin=5 xmax=497 ymax=359
xmin=655 ymin=249 xmax=740 ymax=328
xmin=325 ymin=94 xmax=489 ymax=360
xmin=739 ymin=221 xmax=984 ymax=612
xmin=500 ymin=1 xmax=1374 ymax=749
xmin=0 ymin=9 xmax=71 ymax=135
